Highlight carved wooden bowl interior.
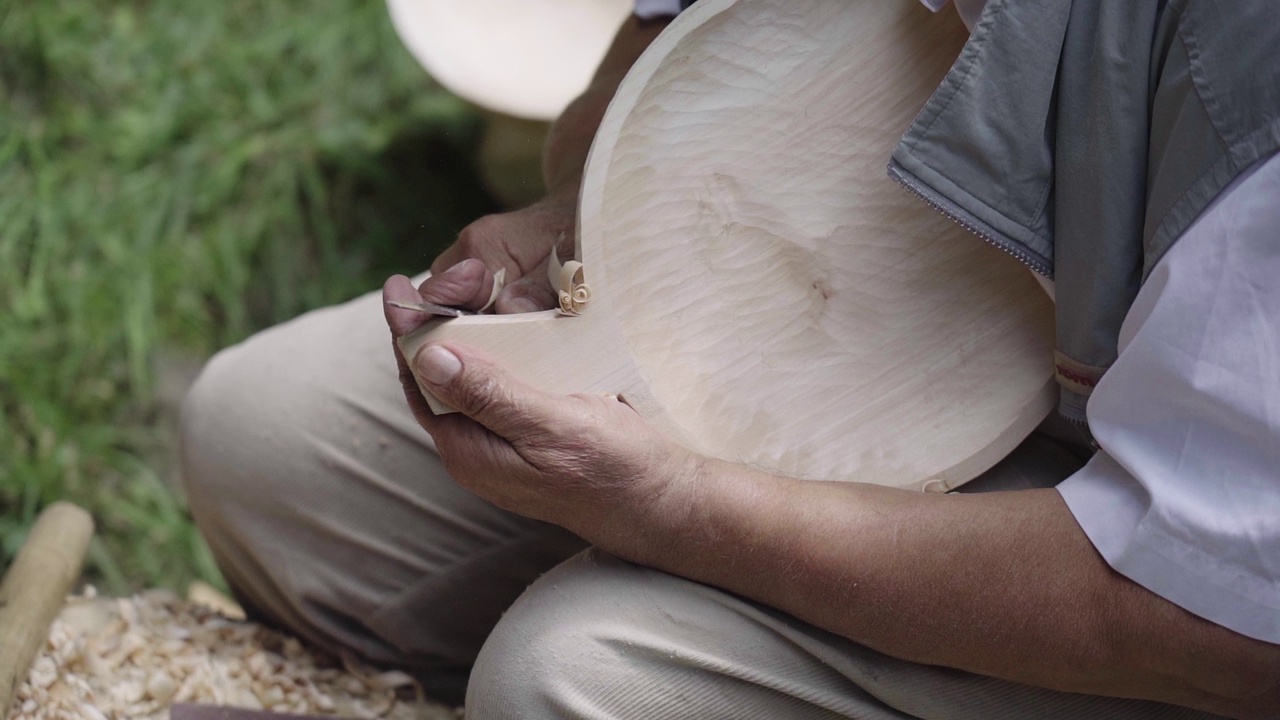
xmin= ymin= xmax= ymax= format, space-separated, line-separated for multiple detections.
xmin=403 ymin=0 xmax=1056 ymax=492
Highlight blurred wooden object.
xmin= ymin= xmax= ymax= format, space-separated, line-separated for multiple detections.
xmin=186 ymin=580 xmax=246 ymax=621
xmin=387 ymin=0 xmax=630 ymax=208
xmin=402 ymin=0 xmax=1056 ymax=492
xmin=0 ymin=502 xmax=94 ymax=716
xmin=171 ymin=703 xmax=336 ymax=720
xmin=385 ymin=0 xmax=631 ymax=120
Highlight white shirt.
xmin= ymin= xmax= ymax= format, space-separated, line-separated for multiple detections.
xmin=923 ymin=0 xmax=1280 ymax=646
xmin=1057 ymin=155 xmax=1280 ymax=644
xmin=633 ymin=0 xmax=686 ymax=20
xmin=641 ymin=0 xmax=1280 ymax=644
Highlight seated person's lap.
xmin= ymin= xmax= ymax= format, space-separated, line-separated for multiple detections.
xmin=181 ymin=278 xmax=585 ymax=675
xmin=184 ymin=283 xmax=1199 ymax=719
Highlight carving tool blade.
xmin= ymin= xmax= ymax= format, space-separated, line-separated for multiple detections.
xmin=385 ymin=299 xmax=475 ymax=318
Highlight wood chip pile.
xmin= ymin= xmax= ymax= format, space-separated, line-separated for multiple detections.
xmin=11 ymin=589 xmax=460 ymax=720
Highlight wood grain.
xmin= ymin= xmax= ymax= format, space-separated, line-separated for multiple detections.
xmin=403 ymin=0 xmax=1056 ymax=491
xmin=0 ymin=502 xmax=94 ymax=716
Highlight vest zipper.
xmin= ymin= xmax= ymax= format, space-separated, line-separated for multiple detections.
xmin=886 ymin=160 xmax=1053 ymax=279
xmin=887 ymin=160 xmax=1097 ymax=427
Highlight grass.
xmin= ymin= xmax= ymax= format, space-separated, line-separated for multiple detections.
xmin=0 ymin=0 xmax=497 ymax=593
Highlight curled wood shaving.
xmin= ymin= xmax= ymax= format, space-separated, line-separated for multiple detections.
xmin=548 ymin=247 xmax=590 ymax=316
xmin=478 ymin=268 xmax=506 ymax=314
xmin=11 ymin=590 xmax=461 ymax=720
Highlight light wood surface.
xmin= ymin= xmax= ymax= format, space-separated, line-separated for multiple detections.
xmin=0 ymin=502 xmax=94 ymax=716
xmin=386 ymin=0 xmax=632 ymax=120
xmin=402 ymin=0 xmax=1056 ymax=491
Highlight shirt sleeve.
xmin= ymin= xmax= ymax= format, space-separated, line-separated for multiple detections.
xmin=633 ymin=0 xmax=692 ymax=20
xmin=916 ymin=0 xmax=986 ymax=33
xmin=1056 ymin=152 xmax=1280 ymax=644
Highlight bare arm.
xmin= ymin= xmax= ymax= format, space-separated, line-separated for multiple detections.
xmin=587 ymin=461 xmax=1280 ymax=720
xmin=540 ymin=15 xmax=672 ymax=194
xmin=384 ymin=10 xmax=1280 ymax=716
xmin=375 ymin=330 xmax=1280 ymax=720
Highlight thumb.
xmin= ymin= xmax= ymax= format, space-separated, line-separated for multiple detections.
xmin=412 ymin=343 xmax=561 ymax=439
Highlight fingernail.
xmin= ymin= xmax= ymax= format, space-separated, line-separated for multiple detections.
xmin=443 ymin=261 xmax=468 ymax=275
xmin=508 ymin=296 xmax=541 ymax=313
xmin=418 ymin=345 xmax=462 ymax=385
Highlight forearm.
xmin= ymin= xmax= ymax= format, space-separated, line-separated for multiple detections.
xmin=584 ymin=461 xmax=1280 ymax=718
xmin=542 ymin=15 xmax=671 ymax=193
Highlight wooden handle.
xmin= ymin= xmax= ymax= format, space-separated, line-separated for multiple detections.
xmin=0 ymin=502 xmax=95 ymax=715
xmin=397 ymin=306 xmax=708 ymax=453
xmin=399 ymin=308 xmax=639 ymax=416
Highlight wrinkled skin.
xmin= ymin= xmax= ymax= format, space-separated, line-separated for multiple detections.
xmin=417 ymin=188 xmax=577 ymax=315
xmin=382 ymin=274 xmax=699 ymax=534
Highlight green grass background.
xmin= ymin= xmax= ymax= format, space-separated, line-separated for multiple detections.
xmin=0 ymin=0 xmax=497 ymax=593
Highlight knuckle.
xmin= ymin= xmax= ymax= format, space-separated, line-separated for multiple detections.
xmin=462 ymin=214 xmax=504 ymax=245
xmin=453 ymin=230 xmax=480 ymax=256
xmin=456 ymin=372 xmax=504 ymax=418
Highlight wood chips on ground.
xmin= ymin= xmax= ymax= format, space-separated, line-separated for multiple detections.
xmin=11 ymin=589 xmax=460 ymax=720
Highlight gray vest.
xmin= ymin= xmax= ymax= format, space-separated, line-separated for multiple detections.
xmin=888 ymin=0 xmax=1280 ymax=423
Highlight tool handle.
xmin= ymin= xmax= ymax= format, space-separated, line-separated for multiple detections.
xmin=0 ymin=502 xmax=94 ymax=715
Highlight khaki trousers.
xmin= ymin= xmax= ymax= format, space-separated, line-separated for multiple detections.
xmin=181 ymin=284 xmax=1220 ymax=719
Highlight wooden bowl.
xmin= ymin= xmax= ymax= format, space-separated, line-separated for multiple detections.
xmin=402 ymin=0 xmax=1055 ymax=492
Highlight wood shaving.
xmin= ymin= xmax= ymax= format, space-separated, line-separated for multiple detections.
xmin=548 ymin=247 xmax=590 ymax=316
xmin=11 ymin=590 xmax=461 ymax=720
xmin=478 ymin=268 xmax=506 ymax=313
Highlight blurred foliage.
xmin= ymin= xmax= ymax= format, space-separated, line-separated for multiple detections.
xmin=0 ymin=0 xmax=496 ymax=593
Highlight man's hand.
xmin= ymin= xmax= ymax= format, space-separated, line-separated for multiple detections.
xmin=383 ymin=275 xmax=699 ymax=537
xmin=384 ymin=270 xmax=1280 ymax=718
xmin=418 ymin=15 xmax=673 ymax=315
xmin=380 ymin=9 xmax=1280 ymax=717
xmin=419 ymin=186 xmax=577 ymax=314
